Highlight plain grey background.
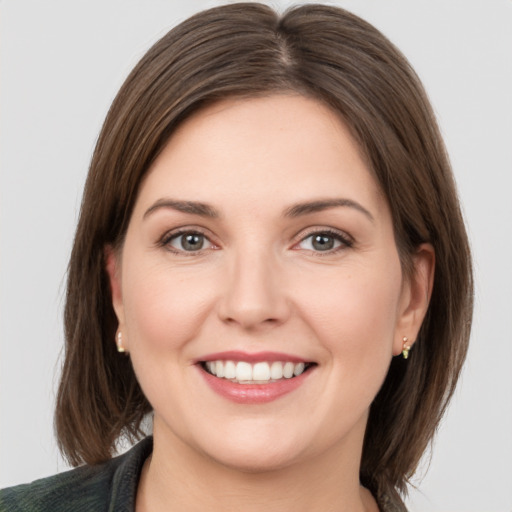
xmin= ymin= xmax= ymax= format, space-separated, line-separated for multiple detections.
xmin=1 ymin=1 xmax=511 ymax=510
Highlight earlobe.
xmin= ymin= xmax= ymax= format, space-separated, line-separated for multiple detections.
xmin=393 ymin=243 xmax=435 ymax=356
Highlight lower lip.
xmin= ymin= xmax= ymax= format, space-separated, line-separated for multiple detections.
xmin=197 ymin=365 xmax=312 ymax=404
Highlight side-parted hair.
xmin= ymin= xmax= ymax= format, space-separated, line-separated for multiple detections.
xmin=56 ymin=3 xmax=473 ymax=507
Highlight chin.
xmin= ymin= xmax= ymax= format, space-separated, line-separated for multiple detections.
xmin=184 ymin=417 xmax=315 ymax=474
xmin=205 ymin=440 xmax=306 ymax=474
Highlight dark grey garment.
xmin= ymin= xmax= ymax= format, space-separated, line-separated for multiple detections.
xmin=0 ymin=437 xmax=153 ymax=512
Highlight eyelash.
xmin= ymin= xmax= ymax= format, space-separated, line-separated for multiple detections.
xmin=158 ymin=228 xmax=216 ymax=256
xmin=157 ymin=227 xmax=353 ymax=255
xmin=293 ymin=228 xmax=353 ymax=255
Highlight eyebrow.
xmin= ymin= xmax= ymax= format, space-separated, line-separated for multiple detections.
xmin=143 ymin=199 xmax=220 ymax=219
xmin=284 ymin=198 xmax=374 ymax=222
xmin=143 ymin=197 xmax=374 ymax=222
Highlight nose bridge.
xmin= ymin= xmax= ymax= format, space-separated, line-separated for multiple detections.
xmin=218 ymin=239 xmax=289 ymax=329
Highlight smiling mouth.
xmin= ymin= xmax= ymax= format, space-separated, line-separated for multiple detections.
xmin=200 ymin=360 xmax=316 ymax=384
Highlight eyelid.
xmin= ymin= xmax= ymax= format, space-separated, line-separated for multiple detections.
xmin=292 ymin=227 xmax=354 ymax=253
xmin=157 ymin=226 xmax=219 ymax=254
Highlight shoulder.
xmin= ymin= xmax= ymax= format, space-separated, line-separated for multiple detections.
xmin=0 ymin=464 xmax=115 ymax=512
xmin=0 ymin=437 xmax=153 ymax=512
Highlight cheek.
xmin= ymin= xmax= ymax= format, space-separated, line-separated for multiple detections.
xmin=296 ymin=259 xmax=403 ymax=361
xmin=122 ymin=261 xmax=213 ymax=352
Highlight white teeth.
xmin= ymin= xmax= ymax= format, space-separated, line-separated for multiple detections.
xmin=215 ymin=360 xmax=224 ymax=378
xmin=283 ymin=362 xmax=294 ymax=379
xmin=293 ymin=362 xmax=305 ymax=376
xmin=224 ymin=360 xmax=236 ymax=379
xmin=204 ymin=360 xmax=309 ymax=382
xmin=235 ymin=361 xmax=252 ymax=381
xmin=270 ymin=361 xmax=283 ymax=380
xmin=252 ymin=362 xmax=270 ymax=381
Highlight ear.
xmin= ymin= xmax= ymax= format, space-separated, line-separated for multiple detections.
xmin=105 ymin=245 xmax=126 ymax=334
xmin=393 ymin=243 xmax=435 ymax=356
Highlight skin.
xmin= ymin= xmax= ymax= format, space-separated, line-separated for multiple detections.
xmin=106 ymin=95 xmax=434 ymax=512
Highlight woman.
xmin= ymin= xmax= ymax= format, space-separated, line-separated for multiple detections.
xmin=0 ymin=3 xmax=472 ymax=511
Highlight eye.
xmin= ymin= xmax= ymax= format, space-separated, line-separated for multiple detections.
xmin=297 ymin=230 xmax=352 ymax=253
xmin=165 ymin=231 xmax=212 ymax=252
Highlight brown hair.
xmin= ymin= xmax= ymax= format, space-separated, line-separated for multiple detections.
xmin=55 ymin=3 xmax=473 ymax=506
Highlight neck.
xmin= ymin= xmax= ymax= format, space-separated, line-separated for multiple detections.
xmin=136 ymin=417 xmax=378 ymax=512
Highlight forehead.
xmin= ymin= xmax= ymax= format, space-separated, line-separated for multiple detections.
xmin=135 ymin=94 xmax=387 ymax=218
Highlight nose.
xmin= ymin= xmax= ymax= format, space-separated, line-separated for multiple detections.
xmin=217 ymin=247 xmax=291 ymax=331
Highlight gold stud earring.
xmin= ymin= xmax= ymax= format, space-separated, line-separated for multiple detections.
xmin=402 ymin=336 xmax=411 ymax=359
xmin=116 ymin=331 xmax=125 ymax=353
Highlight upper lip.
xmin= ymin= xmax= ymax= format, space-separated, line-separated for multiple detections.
xmin=195 ymin=351 xmax=311 ymax=364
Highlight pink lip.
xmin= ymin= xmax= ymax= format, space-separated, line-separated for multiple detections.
xmin=195 ymin=350 xmax=309 ymax=364
xmin=196 ymin=362 xmax=314 ymax=404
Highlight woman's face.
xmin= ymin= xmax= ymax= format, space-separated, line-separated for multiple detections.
xmin=108 ymin=95 xmax=429 ymax=472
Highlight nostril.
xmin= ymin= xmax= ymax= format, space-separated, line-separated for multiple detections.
xmin=220 ymin=310 xmax=285 ymax=330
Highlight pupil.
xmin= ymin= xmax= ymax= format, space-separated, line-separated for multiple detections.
xmin=312 ymin=234 xmax=334 ymax=251
xmin=182 ymin=234 xmax=203 ymax=251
